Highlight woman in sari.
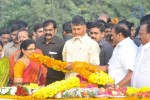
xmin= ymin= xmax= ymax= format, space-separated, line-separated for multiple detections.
xmin=0 ymin=41 xmax=9 ymax=87
xmin=13 ymin=39 xmax=47 ymax=85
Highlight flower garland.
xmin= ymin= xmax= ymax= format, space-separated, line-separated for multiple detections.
xmin=32 ymin=77 xmax=80 ymax=99
xmin=29 ymin=54 xmax=68 ymax=72
xmin=0 ymin=95 xmax=150 ymax=100
xmin=72 ymin=62 xmax=114 ymax=85
xmin=29 ymin=54 xmax=114 ymax=85
xmin=126 ymin=86 xmax=150 ymax=97
xmin=88 ymin=72 xmax=114 ymax=85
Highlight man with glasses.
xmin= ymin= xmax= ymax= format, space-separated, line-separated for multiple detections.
xmin=9 ymin=29 xmax=43 ymax=85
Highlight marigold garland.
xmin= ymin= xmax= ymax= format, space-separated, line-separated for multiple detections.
xmin=126 ymin=86 xmax=150 ymax=97
xmin=29 ymin=54 xmax=114 ymax=85
xmin=0 ymin=95 xmax=150 ymax=100
xmin=29 ymin=53 xmax=68 ymax=72
xmin=32 ymin=77 xmax=80 ymax=99
xmin=88 ymin=72 xmax=114 ymax=85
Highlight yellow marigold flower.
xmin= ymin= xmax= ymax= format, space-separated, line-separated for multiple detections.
xmin=88 ymin=72 xmax=114 ymax=85
xmin=32 ymin=77 xmax=80 ymax=99
xmin=126 ymin=87 xmax=140 ymax=96
xmin=140 ymin=86 xmax=150 ymax=93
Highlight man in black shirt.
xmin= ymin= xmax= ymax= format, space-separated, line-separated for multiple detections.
xmin=90 ymin=21 xmax=114 ymax=66
xmin=36 ymin=20 xmax=65 ymax=85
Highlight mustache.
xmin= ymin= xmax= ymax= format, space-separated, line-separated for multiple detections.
xmin=45 ymin=33 xmax=52 ymax=37
xmin=91 ymin=37 xmax=96 ymax=40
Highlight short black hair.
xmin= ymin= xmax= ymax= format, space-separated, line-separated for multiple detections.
xmin=118 ymin=20 xmax=132 ymax=31
xmin=43 ymin=20 xmax=57 ymax=29
xmin=113 ymin=23 xmax=131 ymax=38
xmin=91 ymin=21 xmax=105 ymax=32
xmin=14 ymin=20 xmax=28 ymax=29
xmin=71 ymin=15 xmax=85 ymax=25
xmin=142 ymin=21 xmax=150 ymax=34
xmin=140 ymin=14 xmax=150 ymax=25
xmin=105 ymin=23 xmax=111 ymax=28
xmin=86 ymin=21 xmax=92 ymax=29
xmin=11 ymin=24 xmax=20 ymax=33
xmin=62 ymin=21 xmax=72 ymax=33
xmin=33 ymin=23 xmax=43 ymax=32
xmin=0 ymin=28 xmax=10 ymax=36
xmin=96 ymin=20 xmax=107 ymax=26
xmin=130 ymin=22 xmax=134 ymax=27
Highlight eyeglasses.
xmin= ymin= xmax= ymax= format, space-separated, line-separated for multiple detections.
xmin=26 ymin=48 xmax=36 ymax=51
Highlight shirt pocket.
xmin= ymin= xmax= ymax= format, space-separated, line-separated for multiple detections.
xmin=139 ymin=61 xmax=150 ymax=74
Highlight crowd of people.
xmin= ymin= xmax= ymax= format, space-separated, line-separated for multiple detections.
xmin=0 ymin=13 xmax=150 ymax=88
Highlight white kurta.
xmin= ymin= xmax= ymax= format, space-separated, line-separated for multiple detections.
xmin=108 ymin=37 xmax=137 ymax=86
xmin=63 ymin=34 xmax=100 ymax=79
xmin=131 ymin=42 xmax=150 ymax=88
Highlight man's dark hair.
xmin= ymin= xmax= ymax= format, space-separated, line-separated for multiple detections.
xmin=71 ymin=15 xmax=85 ymax=25
xmin=14 ymin=20 xmax=28 ymax=29
xmin=33 ymin=23 xmax=43 ymax=32
xmin=11 ymin=24 xmax=21 ymax=33
xmin=107 ymin=17 xmax=111 ymax=23
xmin=43 ymin=20 xmax=57 ymax=29
xmin=142 ymin=21 xmax=150 ymax=33
xmin=96 ymin=20 xmax=107 ymax=27
xmin=86 ymin=21 xmax=92 ymax=29
xmin=91 ymin=21 xmax=105 ymax=32
xmin=118 ymin=20 xmax=132 ymax=31
xmin=62 ymin=21 xmax=72 ymax=34
xmin=130 ymin=22 xmax=134 ymax=27
xmin=0 ymin=28 xmax=10 ymax=36
xmin=105 ymin=23 xmax=111 ymax=28
xmin=113 ymin=23 xmax=131 ymax=38
xmin=140 ymin=14 xmax=150 ymax=25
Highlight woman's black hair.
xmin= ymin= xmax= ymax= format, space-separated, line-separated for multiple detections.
xmin=19 ymin=39 xmax=35 ymax=58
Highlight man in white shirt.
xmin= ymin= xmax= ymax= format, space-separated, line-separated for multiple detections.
xmin=131 ymin=20 xmax=150 ymax=88
xmin=100 ymin=23 xmax=137 ymax=87
xmin=63 ymin=15 xmax=100 ymax=79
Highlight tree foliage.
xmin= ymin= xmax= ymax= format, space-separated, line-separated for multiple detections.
xmin=0 ymin=0 xmax=150 ymax=35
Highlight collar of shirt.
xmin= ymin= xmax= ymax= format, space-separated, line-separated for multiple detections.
xmin=7 ymin=42 xmax=20 ymax=49
xmin=7 ymin=42 xmax=16 ymax=47
xmin=142 ymin=42 xmax=150 ymax=51
xmin=9 ymin=42 xmax=14 ymax=47
xmin=41 ymin=36 xmax=57 ymax=44
xmin=116 ymin=37 xmax=131 ymax=47
xmin=72 ymin=34 xmax=88 ymax=44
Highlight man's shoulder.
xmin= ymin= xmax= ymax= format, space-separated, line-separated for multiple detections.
xmin=54 ymin=36 xmax=65 ymax=46
xmin=3 ymin=42 xmax=13 ymax=49
xmin=64 ymin=38 xmax=74 ymax=45
xmin=35 ymin=37 xmax=44 ymax=43
xmin=101 ymin=40 xmax=113 ymax=49
xmin=54 ymin=36 xmax=65 ymax=43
